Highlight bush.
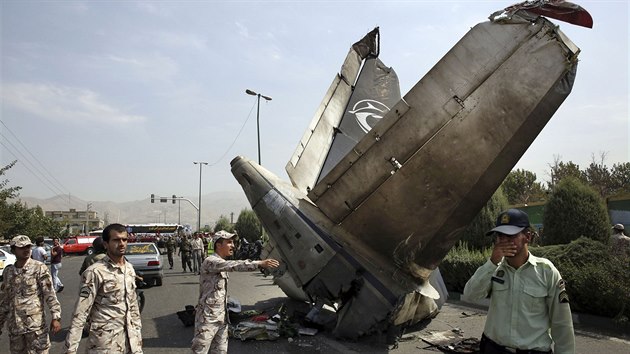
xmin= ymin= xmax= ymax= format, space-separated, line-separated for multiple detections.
xmin=440 ymin=243 xmax=491 ymax=292
xmin=542 ymin=177 xmax=610 ymax=245
xmin=442 ymin=237 xmax=630 ymax=320
xmin=531 ymin=237 xmax=630 ymax=319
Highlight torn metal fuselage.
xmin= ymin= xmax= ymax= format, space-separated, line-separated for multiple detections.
xmin=231 ymin=8 xmax=584 ymax=338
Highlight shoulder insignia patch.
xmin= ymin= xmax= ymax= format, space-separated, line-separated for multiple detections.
xmin=79 ymin=287 xmax=91 ymax=298
xmin=559 ymin=290 xmax=570 ymax=303
xmin=558 ymin=279 xmax=566 ymax=290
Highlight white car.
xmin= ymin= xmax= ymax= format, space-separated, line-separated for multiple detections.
xmin=0 ymin=248 xmax=17 ymax=280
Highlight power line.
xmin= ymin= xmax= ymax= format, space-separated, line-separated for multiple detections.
xmin=0 ymin=120 xmax=70 ymax=194
xmin=0 ymin=140 xmax=69 ymax=204
xmin=0 ymin=131 xmax=67 ymax=197
xmin=207 ymin=100 xmax=257 ymax=167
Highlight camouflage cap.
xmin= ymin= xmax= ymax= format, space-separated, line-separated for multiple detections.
xmin=11 ymin=235 xmax=33 ymax=247
xmin=212 ymin=230 xmax=236 ymax=244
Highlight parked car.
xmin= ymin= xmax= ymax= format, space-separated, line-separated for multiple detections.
xmin=63 ymin=236 xmax=98 ymax=255
xmin=125 ymin=242 xmax=163 ymax=286
xmin=0 ymin=249 xmax=17 ymax=281
xmin=31 ymin=243 xmax=52 ymax=265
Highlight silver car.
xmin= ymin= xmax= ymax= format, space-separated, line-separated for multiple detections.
xmin=31 ymin=243 xmax=52 ymax=265
xmin=0 ymin=248 xmax=17 ymax=280
xmin=125 ymin=242 xmax=163 ymax=286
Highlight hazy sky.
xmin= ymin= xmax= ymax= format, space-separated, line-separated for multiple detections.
xmin=1 ymin=0 xmax=628 ymax=205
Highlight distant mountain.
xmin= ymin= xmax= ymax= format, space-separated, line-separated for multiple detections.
xmin=17 ymin=191 xmax=251 ymax=228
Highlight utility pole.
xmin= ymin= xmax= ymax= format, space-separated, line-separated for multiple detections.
xmin=193 ymin=161 xmax=208 ymax=232
xmin=85 ymin=203 xmax=92 ymax=235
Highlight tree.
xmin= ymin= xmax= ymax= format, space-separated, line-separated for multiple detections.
xmin=610 ymin=162 xmax=630 ymax=196
xmin=0 ymin=160 xmax=21 ymax=202
xmin=0 ymin=161 xmax=62 ymax=239
xmin=542 ymin=177 xmax=610 ymax=245
xmin=501 ymin=169 xmax=546 ymax=205
xmin=458 ymin=187 xmax=509 ymax=250
xmin=213 ymin=215 xmax=234 ymax=233
xmin=548 ymin=156 xmax=585 ymax=189
xmin=234 ymin=209 xmax=262 ymax=242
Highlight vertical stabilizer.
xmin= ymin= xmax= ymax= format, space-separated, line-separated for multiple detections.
xmin=286 ymin=28 xmax=399 ymax=194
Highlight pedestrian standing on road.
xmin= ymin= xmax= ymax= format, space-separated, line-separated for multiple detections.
xmin=31 ymin=236 xmax=48 ymax=263
xmin=191 ymin=230 xmax=280 ymax=354
xmin=64 ymin=223 xmax=143 ymax=354
xmin=462 ymin=209 xmax=574 ymax=354
xmin=191 ymin=233 xmax=204 ymax=275
xmin=179 ymin=235 xmax=193 ymax=272
xmin=0 ymin=235 xmax=62 ymax=354
xmin=166 ymin=236 xmax=176 ymax=269
xmin=50 ymin=237 xmax=64 ymax=293
xmin=78 ymin=237 xmax=107 ymax=276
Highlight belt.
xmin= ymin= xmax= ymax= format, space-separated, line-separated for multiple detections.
xmin=480 ymin=334 xmax=552 ymax=354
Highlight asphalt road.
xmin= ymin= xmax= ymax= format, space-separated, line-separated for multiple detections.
xmin=1 ymin=253 xmax=629 ymax=353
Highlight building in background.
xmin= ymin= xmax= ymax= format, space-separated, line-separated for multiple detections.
xmin=45 ymin=208 xmax=104 ymax=235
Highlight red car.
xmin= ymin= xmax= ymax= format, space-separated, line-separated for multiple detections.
xmin=62 ymin=236 xmax=98 ymax=255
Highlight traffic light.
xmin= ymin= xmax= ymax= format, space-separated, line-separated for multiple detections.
xmin=151 ymin=194 xmax=155 ymax=203
xmin=172 ymin=195 xmax=177 ymax=204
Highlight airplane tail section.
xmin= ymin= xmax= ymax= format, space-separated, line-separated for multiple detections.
xmin=311 ymin=16 xmax=580 ymax=278
xmin=285 ymin=28 xmax=401 ymax=194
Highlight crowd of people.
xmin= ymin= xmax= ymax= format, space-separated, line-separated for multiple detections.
xmin=0 ymin=224 xmax=280 ymax=354
xmin=0 ymin=214 xmax=627 ymax=353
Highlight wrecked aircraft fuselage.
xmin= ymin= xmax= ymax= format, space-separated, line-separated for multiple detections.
xmin=231 ymin=1 xmax=591 ymax=338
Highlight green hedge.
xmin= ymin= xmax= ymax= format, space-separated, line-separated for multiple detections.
xmin=441 ymin=237 xmax=630 ymax=321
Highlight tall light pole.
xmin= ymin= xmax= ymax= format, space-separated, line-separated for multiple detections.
xmin=193 ymin=161 xmax=208 ymax=232
xmin=245 ymin=89 xmax=272 ymax=165
xmin=85 ymin=202 xmax=92 ymax=235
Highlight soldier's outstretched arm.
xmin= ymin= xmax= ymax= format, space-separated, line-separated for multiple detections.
xmin=259 ymin=259 xmax=280 ymax=269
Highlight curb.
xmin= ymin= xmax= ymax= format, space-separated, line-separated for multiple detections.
xmin=447 ymin=292 xmax=630 ymax=340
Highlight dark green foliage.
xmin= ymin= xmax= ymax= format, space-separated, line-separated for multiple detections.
xmin=610 ymin=162 xmax=630 ymax=196
xmin=234 ymin=209 xmax=262 ymax=242
xmin=0 ymin=161 xmax=21 ymax=202
xmin=457 ymin=188 xmax=509 ymax=250
xmin=442 ymin=237 xmax=630 ymax=320
xmin=531 ymin=237 xmax=630 ymax=320
xmin=548 ymin=160 xmax=585 ymax=189
xmin=501 ymin=169 xmax=546 ymax=205
xmin=440 ymin=243 xmax=491 ymax=292
xmin=543 ymin=177 xmax=610 ymax=245
xmin=1 ymin=161 xmax=60 ymax=240
xmin=213 ymin=215 xmax=234 ymax=233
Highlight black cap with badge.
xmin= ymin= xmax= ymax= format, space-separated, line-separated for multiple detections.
xmin=485 ymin=209 xmax=530 ymax=236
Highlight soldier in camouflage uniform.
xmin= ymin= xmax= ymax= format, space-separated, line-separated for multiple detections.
xmin=165 ymin=236 xmax=176 ymax=269
xmin=64 ymin=223 xmax=143 ymax=354
xmin=178 ymin=236 xmax=193 ymax=272
xmin=191 ymin=231 xmax=279 ymax=354
xmin=0 ymin=235 xmax=62 ymax=354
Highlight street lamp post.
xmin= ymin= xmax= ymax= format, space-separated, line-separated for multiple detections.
xmin=245 ymin=89 xmax=272 ymax=165
xmin=193 ymin=161 xmax=208 ymax=232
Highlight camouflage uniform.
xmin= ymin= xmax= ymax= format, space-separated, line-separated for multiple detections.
xmin=191 ymin=254 xmax=261 ymax=354
xmin=165 ymin=237 xmax=176 ymax=269
xmin=179 ymin=238 xmax=193 ymax=272
xmin=64 ymin=256 xmax=143 ymax=354
xmin=0 ymin=257 xmax=62 ymax=354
